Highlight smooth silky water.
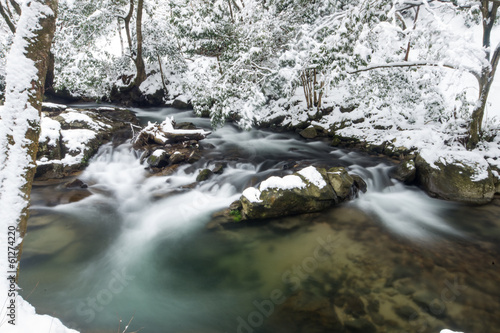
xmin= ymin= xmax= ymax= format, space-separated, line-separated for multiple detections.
xmin=19 ymin=107 xmax=500 ymax=333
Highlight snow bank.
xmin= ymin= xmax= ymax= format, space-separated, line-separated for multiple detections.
xmin=61 ymin=129 xmax=96 ymax=153
xmin=0 ymin=299 xmax=78 ymax=333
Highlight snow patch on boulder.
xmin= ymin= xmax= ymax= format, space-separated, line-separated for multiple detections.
xmin=260 ymin=175 xmax=306 ymax=191
xmin=420 ymin=149 xmax=490 ymax=182
xmin=298 ymin=166 xmax=327 ymax=188
xmin=242 ymin=187 xmax=263 ymax=203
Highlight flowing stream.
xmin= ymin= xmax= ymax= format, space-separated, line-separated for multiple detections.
xmin=19 ymin=107 xmax=500 ymax=333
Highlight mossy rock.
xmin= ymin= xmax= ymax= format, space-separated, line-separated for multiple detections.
xmin=241 ymin=167 xmax=337 ymax=220
xmin=196 ymin=168 xmax=214 ymax=182
xmin=299 ymin=126 xmax=318 ymax=139
xmin=147 ymin=149 xmax=170 ymax=168
xmin=169 ymin=151 xmax=187 ymax=165
xmin=415 ymin=149 xmax=495 ymax=204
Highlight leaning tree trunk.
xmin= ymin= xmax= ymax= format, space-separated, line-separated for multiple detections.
xmin=468 ymin=70 xmax=489 ymax=149
xmin=467 ymin=0 xmax=500 ymax=149
xmin=0 ymin=0 xmax=58 ymax=280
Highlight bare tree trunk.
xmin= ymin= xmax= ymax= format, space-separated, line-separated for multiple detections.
xmin=157 ymin=54 xmax=168 ymax=92
xmin=134 ymin=0 xmax=146 ymax=87
xmin=44 ymin=50 xmax=55 ymax=94
xmin=404 ymin=5 xmax=420 ymax=62
xmin=300 ymin=73 xmax=309 ymax=109
xmin=317 ymin=81 xmax=324 ymax=111
xmin=0 ymin=2 xmax=16 ymax=33
xmin=123 ymin=0 xmax=134 ymax=55
xmin=313 ymin=68 xmax=318 ymax=107
xmin=0 ymin=0 xmax=58 ymax=281
xmin=9 ymin=0 xmax=21 ymax=16
xmin=227 ymin=0 xmax=234 ymax=22
xmin=117 ymin=17 xmax=124 ymax=57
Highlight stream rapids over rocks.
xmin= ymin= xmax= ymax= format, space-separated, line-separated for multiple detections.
xmin=19 ymin=106 xmax=500 ymax=333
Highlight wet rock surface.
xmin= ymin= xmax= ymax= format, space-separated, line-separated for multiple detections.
xmin=391 ymin=158 xmax=417 ymax=184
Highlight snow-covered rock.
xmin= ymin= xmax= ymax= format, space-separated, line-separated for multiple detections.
xmin=171 ymin=94 xmax=191 ymax=109
xmin=239 ymin=166 xmax=361 ymax=220
xmin=146 ymin=149 xmax=170 ymax=168
xmin=415 ymin=149 xmax=496 ymax=204
xmin=36 ymin=104 xmax=140 ymax=179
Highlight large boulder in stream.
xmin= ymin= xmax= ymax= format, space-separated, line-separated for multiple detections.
xmin=415 ymin=149 xmax=496 ymax=205
xmin=233 ymin=166 xmax=361 ymax=221
xmin=36 ymin=103 xmax=140 ymax=180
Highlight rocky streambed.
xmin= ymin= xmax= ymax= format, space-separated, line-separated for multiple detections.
xmin=23 ymin=104 xmax=500 ymax=333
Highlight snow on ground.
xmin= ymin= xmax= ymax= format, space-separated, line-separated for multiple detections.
xmin=0 ymin=298 xmax=78 ymax=333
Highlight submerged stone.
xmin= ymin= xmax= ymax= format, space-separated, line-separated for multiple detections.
xmin=345 ymin=318 xmax=376 ymax=333
xmin=394 ymin=305 xmax=419 ymax=320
